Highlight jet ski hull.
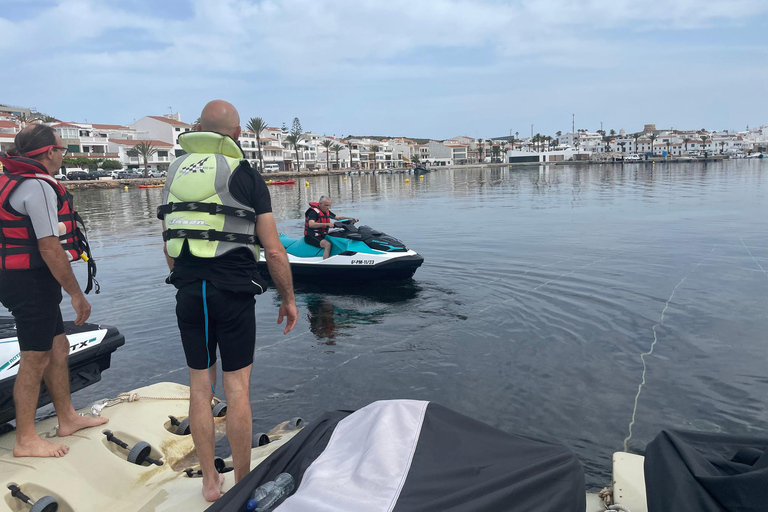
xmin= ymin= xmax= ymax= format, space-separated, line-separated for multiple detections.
xmin=0 ymin=317 xmax=125 ymax=426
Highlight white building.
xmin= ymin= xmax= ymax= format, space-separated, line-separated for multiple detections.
xmin=130 ymin=115 xmax=193 ymax=158
xmin=108 ymin=139 xmax=175 ymax=170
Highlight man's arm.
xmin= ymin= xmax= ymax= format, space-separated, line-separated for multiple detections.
xmin=307 ymin=219 xmax=335 ymax=229
xmin=161 ymin=221 xmax=174 ymax=270
xmin=38 ymin=237 xmax=91 ymax=325
xmin=255 ymin=213 xmax=297 ymax=334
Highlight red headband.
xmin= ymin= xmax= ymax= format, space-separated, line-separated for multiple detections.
xmin=24 ymin=145 xmax=58 ymax=157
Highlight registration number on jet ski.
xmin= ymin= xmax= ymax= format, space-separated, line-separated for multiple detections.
xmin=351 ymin=259 xmax=375 ymax=265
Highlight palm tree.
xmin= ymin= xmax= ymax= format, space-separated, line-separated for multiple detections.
xmin=285 ymin=134 xmax=301 ymax=171
xmin=246 ymin=117 xmax=268 ymax=172
xmin=39 ymin=115 xmax=60 ymax=123
xmin=134 ymin=141 xmax=157 ymax=177
xmin=412 ymin=154 xmax=421 ymax=165
xmin=370 ymin=145 xmax=379 ymax=170
xmin=321 ymin=140 xmax=334 ymax=171
xmin=633 ymin=133 xmax=641 ymax=154
xmin=477 ymin=139 xmax=485 ymax=162
xmin=684 ymin=137 xmax=692 ymax=153
xmin=13 ymin=113 xmax=37 ymax=128
xmin=491 ymin=145 xmax=500 ymax=162
xmin=666 ymin=140 xmax=672 ymax=157
xmin=347 ymin=141 xmax=355 ymax=168
xmin=719 ymin=141 xmax=725 ymax=154
xmin=649 ymin=133 xmax=658 ymax=156
xmin=331 ymin=144 xmax=343 ymax=169
xmin=700 ymin=135 xmax=709 ymax=156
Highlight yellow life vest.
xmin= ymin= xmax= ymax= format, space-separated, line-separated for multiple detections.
xmin=158 ymin=132 xmax=259 ymax=260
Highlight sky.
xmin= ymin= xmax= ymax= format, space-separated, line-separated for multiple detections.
xmin=1 ymin=0 xmax=767 ymax=140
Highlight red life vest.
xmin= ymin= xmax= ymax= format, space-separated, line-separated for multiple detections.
xmin=0 ymin=153 xmax=99 ymax=293
xmin=304 ymin=202 xmax=332 ymax=238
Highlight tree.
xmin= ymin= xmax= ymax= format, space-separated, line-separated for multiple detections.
xmin=700 ymin=135 xmax=709 ymax=156
xmin=649 ymin=133 xmax=658 ymax=156
xmin=633 ymin=133 xmax=641 ymax=154
xmin=321 ymin=140 xmax=334 ymax=171
xmin=290 ymin=118 xmax=303 ymax=170
xmin=684 ymin=137 xmax=692 ymax=153
xmin=492 ymin=145 xmax=500 ymax=162
xmin=13 ymin=113 xmax=37 ymax=128
xmin=101 ymin=160 xmax=123 ymax=170
xmin=331 ymin=144 xmax=343 ymax=169
xmin=666 ymin=140 xmax=672 ymax=157
xmin=411 ymin=154 xmax=421 ymax=165
xmin=285 ymin=134 xmax=301 ymax=171
xmin=720 ymin=141 xmax=725 ymax=154
xmin=193 ymin=117 xmax=202 ymax=127
xmin=347 ymin=141 xmax=355 ymax=168
xmin=370 ymin=145 xmax=380 ymax=170
xmin=246 ymin=117 xmax=268 ymax=172
xmin=134 ymin=141 xmax=157 ymax=177
xmin=477 ymin=139 xmax=485 ymax=162
xmin=39 ymin=115 xmax=60 ymax=123
xmin=609 ymin=129 xmax=616 ymax=136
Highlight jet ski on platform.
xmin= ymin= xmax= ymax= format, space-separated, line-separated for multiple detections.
xmin=258 ymin=220 xmax=424 ymax=282
xmin=0 ymin=316 xmax=125 ymax=426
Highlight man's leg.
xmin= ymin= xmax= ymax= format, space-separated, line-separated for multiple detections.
xmin=47 ymin=333 xmax=108 ymax=436
xmin=222 ymin=364 xmax=253 ymax=482
xmin=321 ymin=239 xmax=331 ymax=259
xmin=13 ymin=350 xmax=68 ymax=457
xmin=189 ymin=365 xmax=225 ymax=502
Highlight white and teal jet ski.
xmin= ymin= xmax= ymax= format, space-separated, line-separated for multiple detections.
xmin=258 ymin=221 xmax=424 ymax=282
xmin=0 ymin=316 xmax=125 ymax=426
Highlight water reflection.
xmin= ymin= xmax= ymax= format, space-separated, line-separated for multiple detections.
xmin=299 ymin=281 xmax=421 ymax=346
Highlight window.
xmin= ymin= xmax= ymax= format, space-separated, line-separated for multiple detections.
xmin=175 ymin=128 xmax=181 ymax=132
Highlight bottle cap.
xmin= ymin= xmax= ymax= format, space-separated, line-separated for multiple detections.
xmin=246 ymin=499 xmax=258 ymax=511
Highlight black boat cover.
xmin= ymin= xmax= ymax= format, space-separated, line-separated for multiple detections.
xmin=644 ymin=429 xmax=768 ymax=512
xmin=206 ymin=400 xmax=586 ymax=512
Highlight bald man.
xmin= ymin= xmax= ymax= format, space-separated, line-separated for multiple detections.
xmin=158 ymin=100 xmax=297 ymax=502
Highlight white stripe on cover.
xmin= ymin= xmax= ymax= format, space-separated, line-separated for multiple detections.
xmin=276 ymin=400 xmax=428 ymax=512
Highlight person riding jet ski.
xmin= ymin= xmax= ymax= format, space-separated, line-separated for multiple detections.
xmin=304 ymin=196 xmax=358 ymax=259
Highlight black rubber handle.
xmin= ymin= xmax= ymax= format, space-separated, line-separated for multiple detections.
xmin=8 ymin=485 xmax=32 ymax=504
xmin=104 ymin=430 xmax=129 ymax=450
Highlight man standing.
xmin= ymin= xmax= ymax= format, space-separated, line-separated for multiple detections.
xmin=158 ymin=100 xmax=298 ymax=502
xmin=0 ymin=124 xmax=106 ymax=459
xmin=304 ymin=195 xmax=358 ymax=259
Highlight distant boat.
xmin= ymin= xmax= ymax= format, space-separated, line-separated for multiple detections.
xmin=266 ymin=180 xmax=296 ymax=185
xmin=138 ymin=184 xmax=164 ymax=188
xmin=746 ymin=152 xmax=763 ymax=159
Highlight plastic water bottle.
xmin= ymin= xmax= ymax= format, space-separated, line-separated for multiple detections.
xmin=245 ymin=473 xmax=295 ymax=511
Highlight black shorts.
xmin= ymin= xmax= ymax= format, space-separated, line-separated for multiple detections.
xmin=304 ymin=235 xmax=324 ymax=248
xmin=0 ymin=268 xmax=65 ymax=352
xmin=175 ymin=280 xmax=256 ymax=372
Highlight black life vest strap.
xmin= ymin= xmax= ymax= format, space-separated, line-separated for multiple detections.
xmin=162 ymin=229 xmax=257 ymax=245
xmin=157 ymin=202 xmax=256 ymax=222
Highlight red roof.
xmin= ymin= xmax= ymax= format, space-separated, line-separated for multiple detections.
xmin=147 ymin=116 xmax=192 ymax=127
xmin=0 ymin=133 xmax=16 ymax=138
xmin=0 ymin=121 xmax=18 ymax=129
xmin=52 ymin=122 xmax=81 ymax=128
xmin=110 ymin=139 xmax=173 ymax=147
xmin=92 ymin=123 xmax=130 ymax=130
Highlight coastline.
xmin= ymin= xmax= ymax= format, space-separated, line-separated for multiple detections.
xmin=61 ymin=155 xmax=740 ymax=190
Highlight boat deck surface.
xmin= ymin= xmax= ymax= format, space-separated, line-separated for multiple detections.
xmin=0 ymin=382 xmax=300 ymax=512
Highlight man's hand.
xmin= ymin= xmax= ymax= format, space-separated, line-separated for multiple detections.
xmin=277 ymin=302 xmax=298 ymax=334
xmin=71 ymin=294 xmax=91 ymax=325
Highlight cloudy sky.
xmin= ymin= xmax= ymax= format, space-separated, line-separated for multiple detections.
xmin=2 ymin=0 xmax=766 ymax=139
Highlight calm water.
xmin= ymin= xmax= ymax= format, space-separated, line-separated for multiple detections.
xmin=60 ymin=160 xmax=767 ymax=488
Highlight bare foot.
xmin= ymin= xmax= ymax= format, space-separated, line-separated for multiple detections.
xmin=57 ymin=414 xmax=109 ymax=437
xmin=202 ymin=473 xmax=225 ymax=502
xmin=14 ymin=436 xmax=69 ymax=458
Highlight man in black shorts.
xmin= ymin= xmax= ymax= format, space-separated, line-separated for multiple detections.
xmin=304 ymin=195 xmax=358 ymax=259
xmin=0 ymin=125 xmax=107 ymax=459
xmin=159 ymin=99 xmax=297 ymax=502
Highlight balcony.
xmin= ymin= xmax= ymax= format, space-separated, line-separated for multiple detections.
xmin=69 ymin=152 xmax=119 ymax=159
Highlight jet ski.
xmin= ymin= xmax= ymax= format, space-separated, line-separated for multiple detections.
xmin=0 ymin=316 xmax=125 ymax=426
xmin=258 ymin=220 xmax=424 ymax=282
